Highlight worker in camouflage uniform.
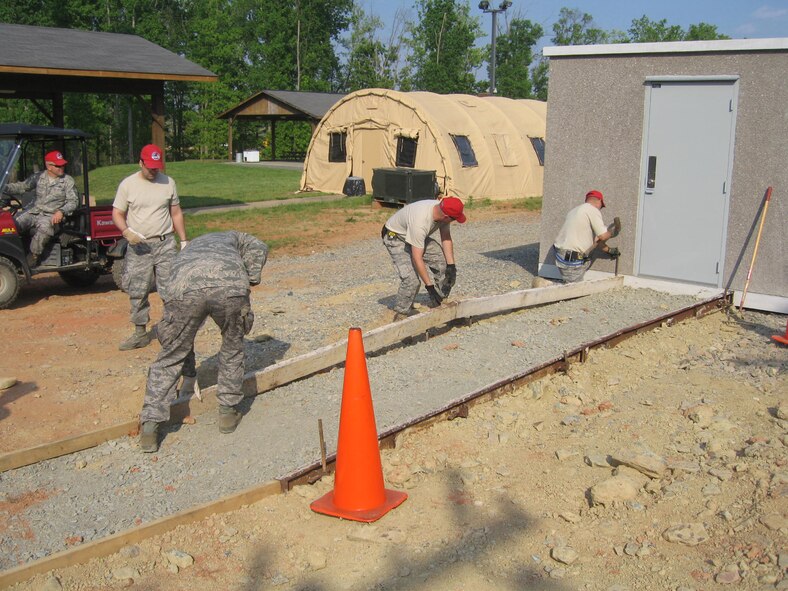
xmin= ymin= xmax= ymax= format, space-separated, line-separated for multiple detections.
xmin=139 ymin=231 xmax=268 ymax=453
xmin=3 ymin=150 xmax=78 ymax=267
xmin=112 ymin=144 xmax=188 ymax=351
xmin=381 ymin=196 xmax=466 ymax=322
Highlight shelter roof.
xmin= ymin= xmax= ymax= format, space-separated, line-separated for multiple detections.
xmin=0 ymin=23 xmax=216 ymax=81
xmin=218 ymin=90 xmax=346 ymax=121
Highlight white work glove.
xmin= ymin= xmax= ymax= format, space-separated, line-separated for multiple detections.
xmin=122 ymin=227 xmax=145 ymax=245
xmin=607 ymin=217 xmax=621 ymax=238
xmin=180 ymin=240 xmax=189 ymax=251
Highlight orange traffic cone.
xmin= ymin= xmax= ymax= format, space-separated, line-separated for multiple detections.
xmin=311 ymin=327 xmax=407 ymax=522
xmin=772 ymin=320 xmax=788 ymax=345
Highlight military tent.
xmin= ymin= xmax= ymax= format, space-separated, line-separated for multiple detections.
xmin=299 ymin=88 xmax=546 ymax=201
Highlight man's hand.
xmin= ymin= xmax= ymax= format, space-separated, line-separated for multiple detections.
xmin=51 ymin=211 xmax=65 ymax=225
xmin=426 ymin=285 xmax=443 ymax=307
xmin=443 ymin=264 xmax=457 ymax=296
xmin=122 ymin=227 xmax=145 ymax=245
xmin=607 ymin=247 xmax=621 ymax=258
xmin=180 ymin=240 xmax=189 ymax=251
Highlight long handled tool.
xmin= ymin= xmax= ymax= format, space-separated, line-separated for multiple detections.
xmin=739 ymin=187 xmax=773 ymax=312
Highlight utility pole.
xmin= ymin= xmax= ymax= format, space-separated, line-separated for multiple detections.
xmin=478 ymin=1 xmax=512 ymax=94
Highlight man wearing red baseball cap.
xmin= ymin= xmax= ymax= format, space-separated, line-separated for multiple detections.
xmin=3 ymin=149 xmax=79 ymax=266
xmin=381 ymin=195 xmax=466 ymax=321
xmin=551 ymin=189 xmax=620 ymax=283
xmin=112 ymin=144 xmax=189 ymax=351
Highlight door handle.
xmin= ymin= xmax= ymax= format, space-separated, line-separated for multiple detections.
xmin=646 ymin=156 xmax=657 ymax=189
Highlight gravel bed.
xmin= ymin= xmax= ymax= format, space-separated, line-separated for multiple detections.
xmin=0 ymin=214 xmax=715 ymax=569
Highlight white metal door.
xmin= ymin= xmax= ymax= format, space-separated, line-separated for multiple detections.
xmin=637 ymin=80 xmax=737 ymax=286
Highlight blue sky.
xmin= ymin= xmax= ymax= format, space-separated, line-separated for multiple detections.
xmin=361 ymin=0 xmax=788 ymax=51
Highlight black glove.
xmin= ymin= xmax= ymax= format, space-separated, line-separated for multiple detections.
xmin=607 ymin=247 xmax=621 ymax=258
xmin=426 ymin=284 xmax=443 ymax=308
xmin=443 ymin=264 xmax=457 ymax=296
xmin=445 ymin=264 xmax=456 ymax=287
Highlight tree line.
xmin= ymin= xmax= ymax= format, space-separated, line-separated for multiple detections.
xmin=0 ymin=1 xmax=727 ymax=165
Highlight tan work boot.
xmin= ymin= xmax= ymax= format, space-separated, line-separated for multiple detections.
xmin=139 ymin=421 xmax=160 ymax=453
xmin=531 ymin=276 xmax=556 ymax=289
xmin=119 ymin=326 xmax=151 ymax=351
xmin=218 ymin=405 xmax=242 ymax=434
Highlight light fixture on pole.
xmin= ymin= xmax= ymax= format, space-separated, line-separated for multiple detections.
xmin=478 ymin=0 xmax=512 ymax=94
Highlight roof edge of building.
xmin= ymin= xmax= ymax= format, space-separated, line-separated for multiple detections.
xmin=544 ymin=37 xmax=788 ymax=58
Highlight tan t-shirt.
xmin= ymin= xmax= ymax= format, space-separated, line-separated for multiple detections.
xmin=385 ymin=199 xmax=441 ymax=249
xmin=113 ymin=171 xmax=179 ymax=238
xmin=554 ymin=202 xmax=607 ymax=253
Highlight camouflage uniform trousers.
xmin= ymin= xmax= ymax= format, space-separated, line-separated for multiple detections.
xmin=15 ymin=211 xmax=56 ymax=258
xmin=122 ymin=234 xmax=177 ymax=326
xmin=383 ymin=233 xmax=447 ymax=314
xmin=140 ymin=287 xmax=253 ymax=424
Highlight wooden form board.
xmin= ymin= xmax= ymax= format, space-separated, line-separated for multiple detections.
xmin=0 ymin=276 xmax=623 ymax=473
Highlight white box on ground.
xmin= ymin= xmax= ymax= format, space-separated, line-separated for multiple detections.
xmin=243 ymin=150 xmax=260 ymax=162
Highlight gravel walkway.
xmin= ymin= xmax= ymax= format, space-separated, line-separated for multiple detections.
xmin=0 ymin=214 xmax=720 ymax=570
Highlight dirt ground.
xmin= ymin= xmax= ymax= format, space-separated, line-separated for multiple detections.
xmin=8 ymin=308 xmax=787 ymax=591
xmin=2 ymin=204 xmax=786 ymax=590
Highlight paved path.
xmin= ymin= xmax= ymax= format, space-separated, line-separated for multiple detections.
xmin=186 ymin=193 xmax=347 ymax=215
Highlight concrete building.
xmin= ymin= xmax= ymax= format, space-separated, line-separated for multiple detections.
xmin=538 ymin=38 xmax=787 ymax=313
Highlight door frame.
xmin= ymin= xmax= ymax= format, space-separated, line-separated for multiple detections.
xmin=634 ymin=75 xmax=739 ymax=288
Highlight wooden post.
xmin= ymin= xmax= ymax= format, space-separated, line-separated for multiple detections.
xmin=52 ymin=92 xmax=64 ymax=128
xmin=150 ymin=85 xmax=165 ymax=157
xmin=228 ymin=116 xmax=234 ymax=161
xmin=271 ymin=120 xmax=277 ymax=161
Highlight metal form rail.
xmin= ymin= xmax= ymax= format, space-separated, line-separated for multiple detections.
xmin=0 ymin=289 xmax=728 ymax=587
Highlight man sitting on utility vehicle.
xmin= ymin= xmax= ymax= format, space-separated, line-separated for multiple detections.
xmin=3 ymin=150 xmax=79 ymax=266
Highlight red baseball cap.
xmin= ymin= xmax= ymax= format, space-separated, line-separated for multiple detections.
xmin=140 ymin=144 xmax=164 ymax=169
xmin=585 ymin=189 xmax=605 ymax=208
xmin=45 ymin=150 xmax=67 ymax=166
xmin=439 ymin=196 xmax=466 ymax=223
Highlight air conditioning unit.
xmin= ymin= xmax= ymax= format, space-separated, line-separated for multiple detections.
xmin=372 ymin=168 xmax=436 ymax=205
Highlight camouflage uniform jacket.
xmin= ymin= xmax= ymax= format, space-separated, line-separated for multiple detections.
xmin=166 ymin=231 xmax=268 ymax=301
xmin=5 ymin=171 xmax=79 ymax=216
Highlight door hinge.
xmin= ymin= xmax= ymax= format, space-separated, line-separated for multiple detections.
xmin=729 ymin=99 xmax=734 ymax=112
xmin=716 ymin=262 xmax=720 ymax=274
xmin=722 ymin=181 xmax=726 ymax=194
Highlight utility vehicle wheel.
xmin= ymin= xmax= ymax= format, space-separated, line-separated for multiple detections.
xmin=0 ymin=257 xmax=21 ymax=309
xmin=59 ymin=268 xmax=101 ymax=288
xmin=111 ymin=258 xmax=126 ymax=292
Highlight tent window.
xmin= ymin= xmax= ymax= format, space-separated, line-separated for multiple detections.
xmin=529 ymin=137 xmax=545 ymax=166
xmin=492 ymin=133 xmax=517 ymax=167
xmin=451 ymin=135 xmax=478 ymax=167
xmin=328 ymin=132 xmax=347 ymax=162
xmin=396 ymin=137 xmax=418 ymax=168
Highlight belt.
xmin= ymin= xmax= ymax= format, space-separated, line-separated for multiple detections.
xmin=145 ymin=233 xmax=172 ymax=242
xmin=381 ymin=225 xmax=404 ymax=241
xmin=556 ymin=248 xmax=587 ymax=263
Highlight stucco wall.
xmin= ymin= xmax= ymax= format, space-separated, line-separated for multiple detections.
xmin=540 ymin=50 xmax=787 ymax=302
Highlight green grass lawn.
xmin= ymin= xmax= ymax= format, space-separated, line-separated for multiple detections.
xmin=183 ymin=194 xmax=542 ymax=252
xmin=86 ymin=161 xmax=313 ymax=208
